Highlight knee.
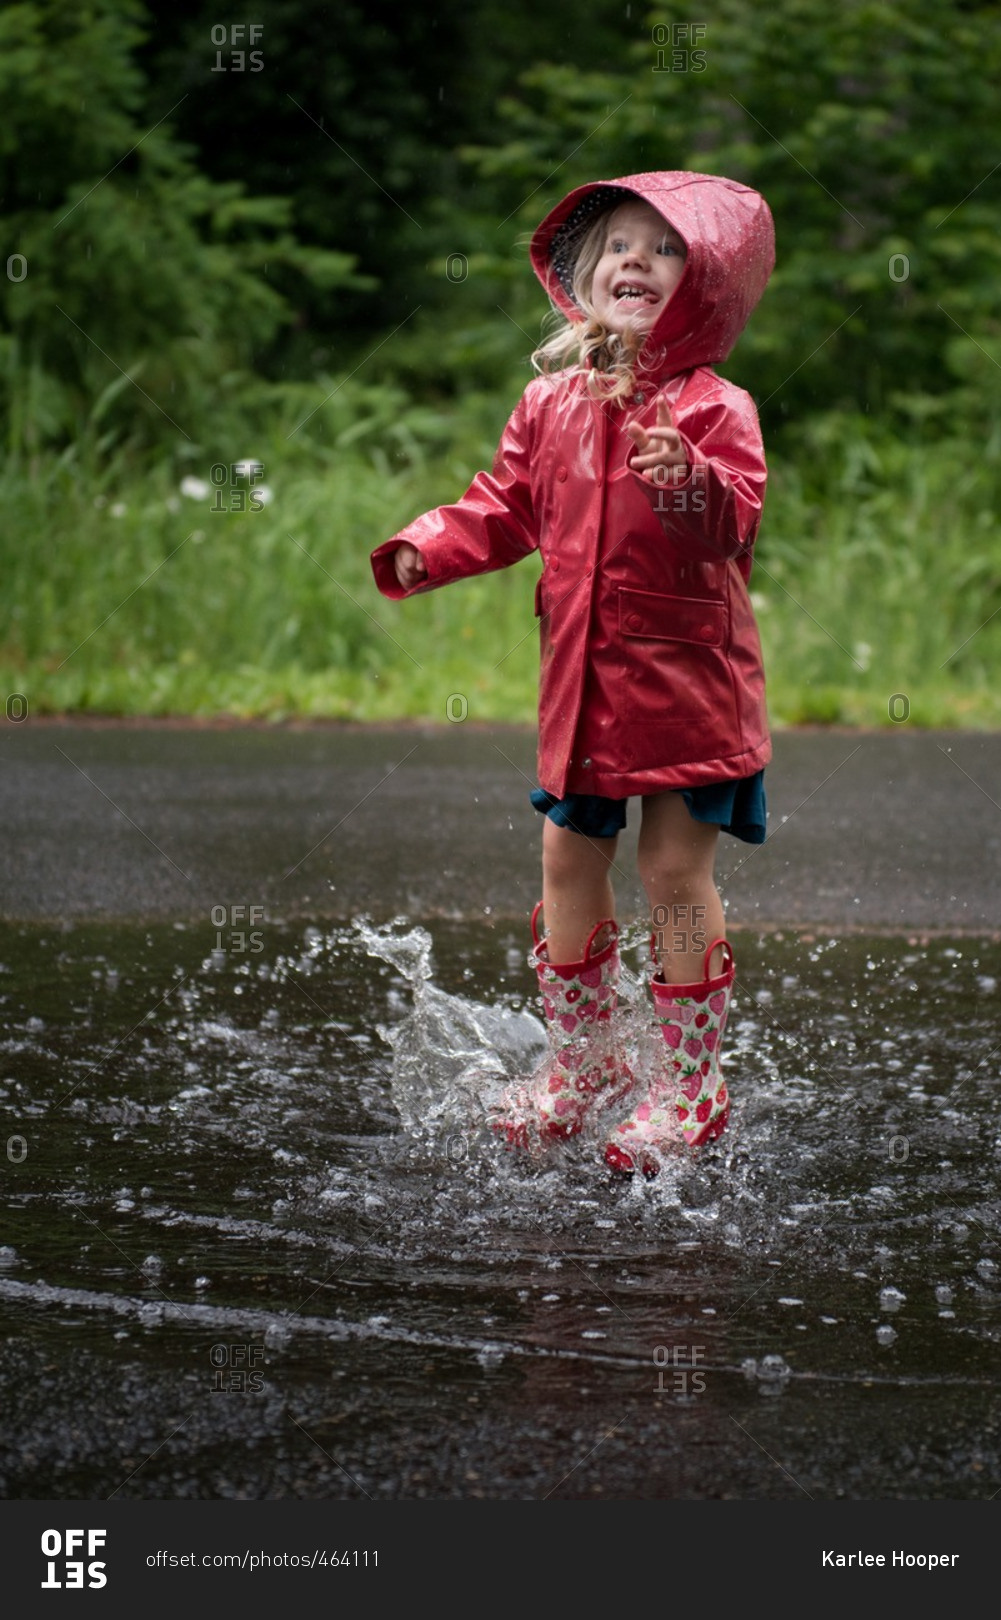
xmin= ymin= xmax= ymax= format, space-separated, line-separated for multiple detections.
xmin=544 ymin=830 xmax=589 ymax=891
xmin=637 ymin=856 xmax=693 ymax=902
xmin=543 ymin=822 xmax=614 ymax=892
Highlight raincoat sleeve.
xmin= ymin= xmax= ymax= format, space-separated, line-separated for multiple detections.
xmin=371 ymin=388 xmax=538 ymax=599
xmin=628 ymin=384 xmax=767 ymax=570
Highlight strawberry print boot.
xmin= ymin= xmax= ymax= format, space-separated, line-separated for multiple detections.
xmin=493 ymin=902 xmax=633 ymax=1150
xmin=604 ymin=938 xmax=735 ymax=1177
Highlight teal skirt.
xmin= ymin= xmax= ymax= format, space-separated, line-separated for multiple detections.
xmin=529 ymin=770 xmax=767 ymax=845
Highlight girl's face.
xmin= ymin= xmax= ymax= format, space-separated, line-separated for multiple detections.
xmin=589 ymin=200 xmax=687 ymax=334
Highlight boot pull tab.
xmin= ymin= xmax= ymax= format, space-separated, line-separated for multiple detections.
xmin=704 ymin=937 xmax=734 ymax=979
xmin=582 ymin=917 xmax=617 ymax=961
xmin=531 ymin=901 xmax=616 ymax=961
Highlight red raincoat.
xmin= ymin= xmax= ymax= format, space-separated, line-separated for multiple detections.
xmin=370 ymin=170 xmax=776 ymax=799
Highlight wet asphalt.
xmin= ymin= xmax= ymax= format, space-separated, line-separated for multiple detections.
xmin=2 ymin=719 xmax=1000 ymax=933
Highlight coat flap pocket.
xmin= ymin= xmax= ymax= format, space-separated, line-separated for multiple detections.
xmin=618 ymin=588 xmax=725 ymax=646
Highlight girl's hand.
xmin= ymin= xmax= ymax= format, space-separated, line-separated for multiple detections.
xmin=626 ymin=397 xmax=689 ymax=483
xmin=394 ymin=543 xmax=427 ymax=590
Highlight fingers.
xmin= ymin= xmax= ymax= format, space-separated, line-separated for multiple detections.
xmin=629 ymin=429 xmax=684 ymax=467
xmin=627 ymin=397 xmax=684 ymax=478
xmin=633 ymin=428 xmax=682 ymax=453
xmin=394 ymin=544 xmax=427 ymax=590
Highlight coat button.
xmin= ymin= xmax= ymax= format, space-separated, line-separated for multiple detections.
xmin=556 ymin=466 xmax=567 ymax=482
xmin=582 ymin=758 xmax=592 ymax=768
xmin=550 ymin=557 xmax=560 ymax=572
xmin=699 ymin=624 xmax=716 ymax=640
xmin=627 ymin=613 xmax=642 ymax=630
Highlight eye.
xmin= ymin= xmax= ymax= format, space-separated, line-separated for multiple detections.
xmin=657 ymin=239 xmax=682 ymax=257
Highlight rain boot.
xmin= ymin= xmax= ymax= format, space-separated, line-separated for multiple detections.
xmin=604 ymin=937 xmax=735 ymax=1177
xmin=493 ymin=901 xmax=632 ymax=1149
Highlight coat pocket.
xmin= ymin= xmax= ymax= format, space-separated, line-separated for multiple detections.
xmin=618 ymin=587 xmax=726 ymax=647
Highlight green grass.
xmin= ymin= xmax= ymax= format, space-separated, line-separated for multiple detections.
xmin=3 ymin=387 xmax=1000 ymax=730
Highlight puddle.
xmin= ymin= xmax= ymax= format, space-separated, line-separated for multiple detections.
xmin=1 ymin=916 xmax=999 ymax=1498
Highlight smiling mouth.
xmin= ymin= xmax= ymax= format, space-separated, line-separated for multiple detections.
xmin=613 ymin=283 xmax=660 ymax=305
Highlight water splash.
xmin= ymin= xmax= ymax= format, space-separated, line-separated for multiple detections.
xmin=354 ymin=917 xmax=547 ymax=1147
xmin=354 ymin=915 xmax=698 ymax=1173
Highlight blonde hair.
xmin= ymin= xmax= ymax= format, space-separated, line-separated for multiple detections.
xmin=530 ymin=203 xmax=668 ymax=406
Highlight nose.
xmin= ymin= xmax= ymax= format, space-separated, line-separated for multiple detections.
xmin=620 ymin=244 xmax=651 ymax=272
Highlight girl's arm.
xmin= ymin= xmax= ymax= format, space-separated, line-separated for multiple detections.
xmin=371 ymin=389 xmax=538 ymax=600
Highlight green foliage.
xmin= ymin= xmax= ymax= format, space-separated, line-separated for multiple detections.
xmin=3 ymin=396 xmax=1001 ymax=728
xmin=0 ymin=0 xmax=368 ymax=457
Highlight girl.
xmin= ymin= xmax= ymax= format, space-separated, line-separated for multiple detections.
xmin=371 ymin=170 xmax=775 ymax=1177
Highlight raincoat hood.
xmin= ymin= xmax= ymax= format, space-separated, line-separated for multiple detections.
xmin=529 ymin=170 xmax=775 ymax=376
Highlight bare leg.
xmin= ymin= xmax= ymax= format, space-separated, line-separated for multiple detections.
xmin=638 ymin=792 xmax=725 ymax=982
xmin=541 ymin=817 xmax=619 ymax=964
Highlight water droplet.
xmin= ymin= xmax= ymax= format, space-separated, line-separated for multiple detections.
xmin=879 ymin=1286 xmax=906 ymax=1311
xmin=757 ymin=1354 xmax=791 ymax=1381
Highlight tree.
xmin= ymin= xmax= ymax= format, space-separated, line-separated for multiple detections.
xmin=0 ymin=0 xmax=366 ymax=454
